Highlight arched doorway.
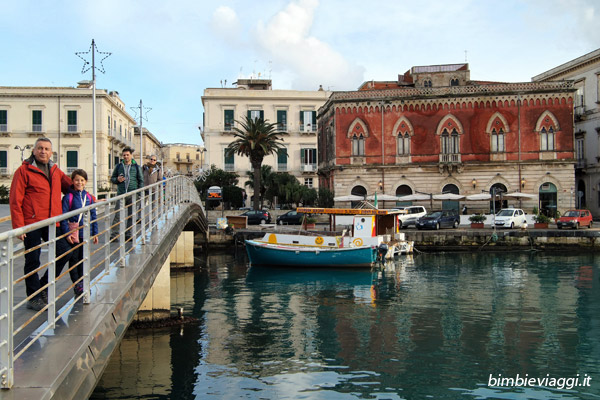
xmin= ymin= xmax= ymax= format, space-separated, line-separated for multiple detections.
xmin=577 ymin=180 xmax=586 ymax=209
xmin=539 ymin=182 xmax=557 ymax=217
xmin=442 ymin=184 xmax=459 ymax=211
xmin=351 ymin=185 xmax=367 ymax=208
xmin=489 ymin=183 xmax=507 ymax=213
xmin=396 ymin=184 xmax=413 ymax=207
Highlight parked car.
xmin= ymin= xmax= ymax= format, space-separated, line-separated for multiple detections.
xmin=416 ymin=210 xmax=459 ymax=230
xmin=494 ymin=208 xmax=527 ymax=229
xmin=240 ymin=210 xmax=272 ymax=225
xmin=557 ymin=209 xmax=593 ymax=229
xmin=394 ymin=206 xmax=427 ymax=228
xmin=277 ymin=210 xmax=306 ymax=225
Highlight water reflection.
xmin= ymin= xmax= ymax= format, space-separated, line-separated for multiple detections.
xmin=93 ymin=251 xmax=600 ymax=399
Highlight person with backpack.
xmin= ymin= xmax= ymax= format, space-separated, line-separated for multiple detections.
xmin=60 ymin=169 xmax=98 ymax=296
xmin=110 ymin=147 xmax=144 ymax=241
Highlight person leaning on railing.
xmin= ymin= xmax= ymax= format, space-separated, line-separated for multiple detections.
xmin=9 ymin=137 xmax=74 ymax=311
xmin=60 ymin=169 xmax=99 ymax=296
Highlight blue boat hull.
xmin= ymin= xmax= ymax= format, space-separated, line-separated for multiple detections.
xmin=245 ymin=240 xmax=378 ymax=268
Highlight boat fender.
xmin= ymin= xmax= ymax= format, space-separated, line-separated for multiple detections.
xmin=377 ymin=243 xmax=389 ymax=261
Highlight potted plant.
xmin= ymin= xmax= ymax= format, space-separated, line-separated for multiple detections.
xmin=468 ymin=214 xmax=486 ymax=228
xmin=553 ymin=210 xmax=561 ymax=224
xmin=533 ymin=213 xmax=551 ymax=229
xmin=303 ymin=215 xmax=317 ymax=229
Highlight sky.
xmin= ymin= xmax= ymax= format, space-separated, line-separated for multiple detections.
xmin=1 ymin=0 xmax=599 ymax=145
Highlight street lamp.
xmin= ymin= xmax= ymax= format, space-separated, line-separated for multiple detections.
xmin=15 ymin=145 xmax=32 ymax=161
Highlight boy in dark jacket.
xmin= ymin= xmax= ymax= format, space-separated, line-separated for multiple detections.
xmin=61 ymin=169 xmax=98 ymax=296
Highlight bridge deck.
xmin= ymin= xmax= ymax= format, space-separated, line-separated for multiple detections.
xmin=0 ymin=202 xmax=202 ymax=400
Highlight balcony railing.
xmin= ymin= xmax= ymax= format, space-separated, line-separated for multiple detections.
xmin=576 ymin=158 xmax=587 ymax=169
xmin=0 ymin=167 xmax=8 ymax=175
xmin=300 ymin=124 xmax=316 ymax=133
xmin=302 ymin=164 xmax=316 ymax=172
xmin=32 ymin=124 xmax=42 ymax=132
xmin=277 ymin=163 xmax=287 ymax=172
xmin=67 ymin=167 xmax=78 ymax=174
xmin=277 ymin=123 xmax=287 ymax=132
xmin=224 ymin=164 xmax=235 ymax=172
xmin=67 ymin=124 xmax=78 ymax=133
xmin=0 ymin=124 xmax=7 ymax=132
xmin=439 ymin=153 xmax=461 ymax=163
xmin=224 ymin=123 xmax=233 ymax=131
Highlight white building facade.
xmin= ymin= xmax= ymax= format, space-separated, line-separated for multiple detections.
xmin=201 ymin=79 xmax=330 ymax=197
xmin=533 ymin=48 xmax=600 ymax=215
xmin=0 ymin=84 xmax=138 ymax=194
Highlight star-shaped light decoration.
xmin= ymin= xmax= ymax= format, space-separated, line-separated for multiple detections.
xmin=130 ymin=101 xmax=152 ymax=123
xmin=75 ymin=39 xmax=112 ymax=75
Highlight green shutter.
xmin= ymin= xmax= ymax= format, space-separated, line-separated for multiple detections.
xmin=300 ymin=148 xmax=305 ymax=164
xmin=66 ymin=151 xmax=78 ymax=168
xmin=0 ymin=151 xmax=7 ymax=168
xmin=300 ymin=111 xmax=304 ymax=124
xmin=259 ymin=110 xmax=264 ymax=121
xmin=278 ymin=148 xmax=287 ymax=164
xmin=67 ymin=110 xmax=77 ymax=125
xmin=32 ymin=110 xmax=42 ymax=124
xmin=312 ymin=111 xmax=317 ymax=127
xmin=224 ymin=110 xmax=234 ymax=129
xmin=277 ymin=110 xmax=286 ymax=125
xmin=247 ymin=110 xmax=251 ymax=121
xmin=0 ymin=110 xmax=6 ymax=124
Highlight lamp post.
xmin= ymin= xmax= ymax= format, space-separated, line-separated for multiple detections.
xmin=15 ymin=145 xmax=32 ymax=161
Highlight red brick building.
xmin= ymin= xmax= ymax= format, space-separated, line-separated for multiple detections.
xmin=318 ymin=64 xmax=576 ymax=215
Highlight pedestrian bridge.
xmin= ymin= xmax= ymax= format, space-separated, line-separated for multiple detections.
xmin=0 ymin=176 xmax=207 ymax=399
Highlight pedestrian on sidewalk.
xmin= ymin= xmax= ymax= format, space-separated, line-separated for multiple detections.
xmin=60 ymin=169 xmax=98 ymax=296
xmin=110 ymin=147 xmax=143 ymax=241
xmin=9 ymin=137 xmax=74 ymax=311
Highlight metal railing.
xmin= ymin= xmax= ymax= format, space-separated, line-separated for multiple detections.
xmin=0 ymin=176 xmax=203 ymax=388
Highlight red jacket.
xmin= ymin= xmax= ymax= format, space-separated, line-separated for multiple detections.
xmin=9 ymin=157 xmax=72 ymax=229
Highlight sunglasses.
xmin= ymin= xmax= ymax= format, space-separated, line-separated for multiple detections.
xmin=151 ymin=159 xmax=157 ymax=161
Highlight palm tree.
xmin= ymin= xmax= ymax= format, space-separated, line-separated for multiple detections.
xmin=244 ymin=165 xmax=275 ymax=209
xmin=226 ymin=116 xmax=285 ymax=210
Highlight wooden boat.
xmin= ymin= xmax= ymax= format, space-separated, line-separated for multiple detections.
xmin=245 ymin=238 xmax=378 ymax=268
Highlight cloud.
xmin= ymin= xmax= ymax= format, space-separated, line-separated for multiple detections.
xmin=211 ymin=6 xmax=241 ymax=43
xmin=254 ymin=0 xmax=364 ymax=90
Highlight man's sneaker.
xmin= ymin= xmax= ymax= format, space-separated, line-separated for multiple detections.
xmin=74 ymin=282 xmax=84 ymax=297
xmin=40 ymin=290 xmax=48 ymax=304
xmin=26 ymin=298 xmax=46 ymax=311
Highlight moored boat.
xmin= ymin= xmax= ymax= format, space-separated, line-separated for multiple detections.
xmin=245 ymin=239 xmax=379 ymax=268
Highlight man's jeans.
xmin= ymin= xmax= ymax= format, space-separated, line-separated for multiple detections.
xmin=23 ymin=226 xmax=73 ymax=300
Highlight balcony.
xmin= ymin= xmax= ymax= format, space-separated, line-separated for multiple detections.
xmin=32 ymin=124 xmax=42 ymax=132
xmin=0 ymin=167 xmax=9 ymax=176
xmin=576 ymin=158 xmax=587 ymax=169
xmin=223 ymin=123 xmax=234 ymax=132
xmin=276 ymin=123 xmax=288 ymax=133
xmin=67 ymin=167 xmax=78 ymax=174
xmin=439 ymin=153 xmax=461 ymax=164
xmin=65 ymin=124 xmax=80 ymax=136
xmin=175 ymin=157 xmax=193 ymax=164
xmin=299 ymin=124 xmax=316 ymax=133
xmin=224 ymin=164 xmax=235 ymax=172
xmin=302 ymin=164 xmax=316 ymax=173
xmin=0 ymin=124 xmax=7 ymax=132
xmin=277 ymin=163 xmax=288 ymax=172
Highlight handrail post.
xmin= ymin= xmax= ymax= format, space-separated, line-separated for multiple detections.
xmin=118 ymin=198 xmax=125 ymax=266
xmin=47 ymin=227 xmax=56 ymax=329
xmin=83 ymin=210 xmax=91 ymax=304
xmin=140 ymin=190 xmax=146 ymax=245
xmin=0 ymin=237 xmax=14 ymax=388
xmin=104 ymin=202 xmax=110 ymax=274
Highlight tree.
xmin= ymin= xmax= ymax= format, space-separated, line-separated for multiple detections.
xmin=318 ymin=187 xmax=334 ymax=208
xmin=194 ymin=165 xmax=239 ymax=209
xmin=226 ymin=116 xmax=284 ymax=210
xmin=244 ymin=165 xmax=275 ymax=209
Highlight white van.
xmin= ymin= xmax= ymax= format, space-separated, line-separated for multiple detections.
xmin=395 ymin=206 xmax=427 ymax=228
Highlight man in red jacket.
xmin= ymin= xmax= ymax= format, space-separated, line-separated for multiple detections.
xmin=9 ymin=137 xmax=73 ymax=311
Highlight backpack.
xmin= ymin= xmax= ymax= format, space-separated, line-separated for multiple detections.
xmin=68 ymin=192 xmax=93 ymax=210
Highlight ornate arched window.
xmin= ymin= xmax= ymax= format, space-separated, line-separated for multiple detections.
xmin=423 ymin=79 xmax=432 ymax=87
xmin=352 ymin=134 xmax=365 ymax=156
xmin=397 ymin=133 xmax=410 ymax=155
xmin=441 ymin=128 xmax=459 ymax=154
xmin=491 ymin=128 xmax=504 ymax=153
xmin=536 ymin=111 xmax=559 ymax=152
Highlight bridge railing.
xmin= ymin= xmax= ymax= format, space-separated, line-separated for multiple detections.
xmin=0 ymin=175 xmax=203 ymax=389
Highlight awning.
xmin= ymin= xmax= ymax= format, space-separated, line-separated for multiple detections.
xmin=432 ymin=193 xmax=465 ymax=200
xmin=366 ymin=194 xmax=399 ymax=201
xmin=333 ymin=195 xmax=365 ymax=202
xmin=465 ymin=193 xmax=492 ymax=200
xmin=503 ymin=192 xmax=537 ymax=199
xmin=397 ymin=193 xmax=432 ymax=201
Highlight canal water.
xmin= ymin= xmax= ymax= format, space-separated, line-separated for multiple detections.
xmin=91 ymin=250 xmax=600 ymax=399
